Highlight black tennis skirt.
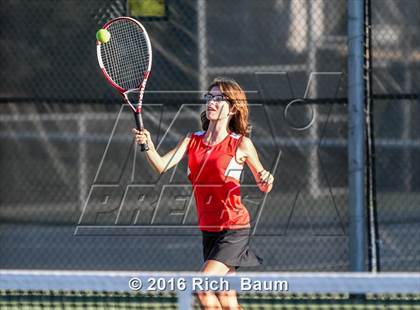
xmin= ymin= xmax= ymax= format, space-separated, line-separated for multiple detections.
xmin=202 ymin=228 xmax=263 ymax=269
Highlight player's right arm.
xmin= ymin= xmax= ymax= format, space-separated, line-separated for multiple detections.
xmin=132 ymin=128 xmax=191 ymax=174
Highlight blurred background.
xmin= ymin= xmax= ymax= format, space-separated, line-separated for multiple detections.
xmin=0 ymin=0 xmax=419 ymax=273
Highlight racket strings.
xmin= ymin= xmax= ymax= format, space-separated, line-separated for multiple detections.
xmin=100 ymin=19 xmax=150 ymax=91
xmin=109 ymin=22 xmax=148 ymax=89
xmin=109 ymin=22 xmax=148 ymax=87
xmin=114 ymin=21 xmax=148 ymax=88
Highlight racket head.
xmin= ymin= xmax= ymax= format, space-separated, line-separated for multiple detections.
xmin=97 ymin=17 xmax=152 ymax=110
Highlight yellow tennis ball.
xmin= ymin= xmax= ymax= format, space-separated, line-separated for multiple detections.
xmin=96 ymin=29 xmax=110 ymax=43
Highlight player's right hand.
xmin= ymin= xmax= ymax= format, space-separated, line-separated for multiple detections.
xmin=132 ymin=128 xmax=153 ymax=149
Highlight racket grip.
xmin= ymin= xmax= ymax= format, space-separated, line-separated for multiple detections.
xmin=134 ymin=112 xmax=149 ymax=152
xmin=140 ymin=143 xmax=149 ymax=152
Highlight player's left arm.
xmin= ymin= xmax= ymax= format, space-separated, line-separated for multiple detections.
xmin=237 ymin=136 xmax=274 ymax=193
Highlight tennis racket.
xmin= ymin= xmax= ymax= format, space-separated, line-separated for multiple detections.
xmin=96 ymin=16 xmax=152 ymax=151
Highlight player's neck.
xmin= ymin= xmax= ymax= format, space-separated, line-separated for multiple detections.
xmin=205 ymin=121 xmax=230 ymax=142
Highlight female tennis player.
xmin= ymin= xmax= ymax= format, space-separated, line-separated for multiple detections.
xmin=133 ymin=77 xmax=274 ymax=309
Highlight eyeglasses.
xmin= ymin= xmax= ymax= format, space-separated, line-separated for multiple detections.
xmin=203 ymin=93 xmax=228 ymax=103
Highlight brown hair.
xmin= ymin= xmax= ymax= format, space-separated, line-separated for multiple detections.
xmin=201 ymin=77 xmax=250 ymax=136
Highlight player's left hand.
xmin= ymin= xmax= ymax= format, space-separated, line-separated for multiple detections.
xmin=257 ymin=170 xmax=274 ymax=192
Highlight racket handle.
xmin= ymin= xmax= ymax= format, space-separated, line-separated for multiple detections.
xmin=140 ymin=143 xmax=149 ymax=152
xmin=133 ymin=112 xmax=149 ymax=152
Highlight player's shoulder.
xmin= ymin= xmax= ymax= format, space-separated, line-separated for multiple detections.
xmin=187 ymin=130 xmax=205 ymax=142
xmin=192 ymin=130 xmax=205 ymax=137
xmin=238 ymin=135 xmax=251 ymax=144
xmin=229 ymin=132 xmax=242 ymax=140
xmin=238 ymin=135 xmax=254 ymax=150
xmin=183 ymin=130 xmax=203 ymax=145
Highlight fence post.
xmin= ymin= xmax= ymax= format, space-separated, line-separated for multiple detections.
xmin=347 ymin=0 xmax=366 ymax=272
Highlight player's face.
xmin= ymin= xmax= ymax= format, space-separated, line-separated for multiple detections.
xmin=205 ymin=86 xmax=231 ymax=121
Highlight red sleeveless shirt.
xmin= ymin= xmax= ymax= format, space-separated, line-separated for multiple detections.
xmin=187 ymin=130 xmax=251 ymax=232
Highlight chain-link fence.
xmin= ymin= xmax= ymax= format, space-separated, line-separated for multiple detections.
xmin=0 ymin=0 xmax=417 ymax=272
xmin=369 ymin=0 xmax=420 ymax=271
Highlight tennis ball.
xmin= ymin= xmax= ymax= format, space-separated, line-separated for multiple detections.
xmin=96 ymin=29 xmax=110 ymax=43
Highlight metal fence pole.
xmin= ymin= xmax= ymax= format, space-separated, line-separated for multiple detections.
xmin=347 ymin=0 xmax=366 ymax=272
